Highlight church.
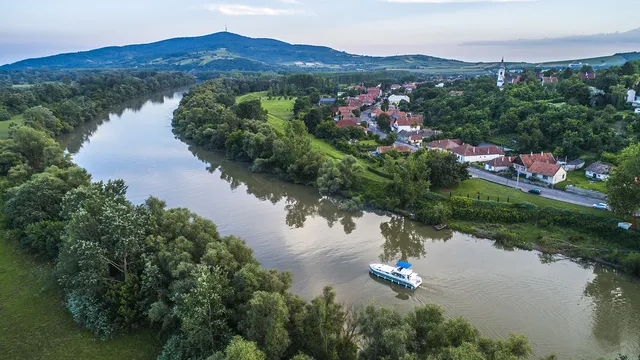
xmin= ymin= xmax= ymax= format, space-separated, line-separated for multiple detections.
xmin=496 ymin=58 xmax=506 ymax=88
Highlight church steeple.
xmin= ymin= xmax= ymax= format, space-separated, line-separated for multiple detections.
xmin=497 ymin=57 xmax=506 ymax=88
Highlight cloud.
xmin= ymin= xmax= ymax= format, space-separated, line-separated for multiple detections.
xmin=384 ymin=0 xmax=535 ymax=3
xmin=279 ymin=0 xmax=299 ymax=3
xmin=200 ymin=3 xmax=302 ymax=16
xmin=462 ymin=27 xmax=640 ymax=46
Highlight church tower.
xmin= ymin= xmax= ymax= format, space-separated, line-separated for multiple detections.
xmin=496 ymin=57 xmax=506 ymax=88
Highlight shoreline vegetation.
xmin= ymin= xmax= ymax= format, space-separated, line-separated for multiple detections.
xmin=0 ymin=74 xmax=545 ymax=360
xmin=172 ymin=81 xmax=640 ymax=278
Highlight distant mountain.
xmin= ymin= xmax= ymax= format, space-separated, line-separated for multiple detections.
xmin=1 ymin=32 xmax=473 ymax=73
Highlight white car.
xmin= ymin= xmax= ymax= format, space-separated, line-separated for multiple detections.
xmin=592 ymin=203 xmax=609 ymax=210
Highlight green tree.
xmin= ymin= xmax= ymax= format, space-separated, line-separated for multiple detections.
xmin=579 ymin=65 xmax=594 ymax=74
xmin=609 ymin=85 xmax=628 ymax=110
xmin=176 ymin=265 xmax=232 ymax=356
xmin=0 ymin=106 xmax=10 ymax=121
xmin=351 ymin=109 xmax=361 ymax=118
xmin=316 ymin=155 xmax=363 ymax=195
xmin=10 ymin=126 xmax=66 ymax=172
xmin=23 ymin=105 xmax=63 ymax=135
xmin=381 ymin=99 xmax=390 ymax=112
xmin=621 ymin=61 xmax=639 ymax=76
xmin=376 ymin=113 xmax=391 ymax=132
xmin=235 ymin=99 xmax=268 ymax=121
xmin=303 ymin=108 xmax=324 ymax=133
xmin=210 ymin=336 xmax=266 ymax=360
xmin=243 ymin=291 xmax=291 ymax=360
xmin=606 ymin=143 xmax=640 ymax=217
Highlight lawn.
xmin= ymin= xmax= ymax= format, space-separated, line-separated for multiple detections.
xmin=564 ymin=171 xmax=607 ymax=193
xmin=0 ymin=114 xmax=23 ymax=139
xmin=440 ymin=178 xmax=620 ymax=218
xmin=0 ymin=237 xmax=161 ymax=360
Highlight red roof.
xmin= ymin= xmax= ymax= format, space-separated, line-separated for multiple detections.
xmin=377 ymin=144 xmax=413 ymax=154
xmin=410 ymin=135 xmax=422 ymax=141
xmin=336 ymin=119 xmax=359 ymax=128
xmin=486 ymin=156 xmax=517 ymax=167
xmin=394 ymin=116 xmax=423 ymax=127
xmin=427 ymin=139 xmax=463 ymax=150
xmin=451 ymin=144 xmax=504 ymax=157
xmin=527 ymin=161 xmax=562 ymax=177
xmin=516 ymin=152 xmax=556 ymax=168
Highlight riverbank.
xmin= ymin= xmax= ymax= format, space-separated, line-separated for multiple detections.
xmin=0 ymin=234 xmax=160 ymax=360
xmin=240 ymin=92 xmax=640 ymax=277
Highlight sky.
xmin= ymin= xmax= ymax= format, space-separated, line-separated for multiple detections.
xmin=1 ymin=0 xmax=640 ymax=65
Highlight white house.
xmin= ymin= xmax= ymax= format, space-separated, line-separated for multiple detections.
xmin=585 ymin=162 xmax=614 ymax=181
xmin=525 ymin=161 xmax=567 ymax=185
xmin=388 ymin=95 xmax=410 ymax=105
xmin=627 ymin=89 xmax=637 ymax=103
xmin=391 ymin=116 xmax=422 ymax=132
xmin=435 ymin=83 xmax=445 ymax=88
xmin=484 ymin=156 xmax=516 ymax=172
xmin=451 ymin=144 xmax=504 ymax=163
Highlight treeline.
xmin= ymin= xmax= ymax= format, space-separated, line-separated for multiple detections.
xmin=0 ymin=71 xmax=195 ymax=134
xmin=0 ymin=112 xmax=538 ymax=359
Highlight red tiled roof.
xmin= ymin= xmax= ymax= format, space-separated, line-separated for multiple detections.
xmin=410 ymin=135 xmax=422 ymax=141
xmin=427 ymin=139 xmax=463 ymax=150
xmin=527 ymin=161 xmax=562 ymax=177
xmin=394 ymin=116 xmax=423 ymax=127
xmin=336 ymin=119 xmax=359 ymax=128
xmin=517 ymin=153 xmax=555 ymax=168
xmin=451 ymin=144 xmax=504 ymax=157
xmin=486 ymin=156 xmax=516 ymax=167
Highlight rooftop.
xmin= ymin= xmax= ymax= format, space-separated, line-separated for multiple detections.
xmin=527 ymin=161 xmax=563 ymax=177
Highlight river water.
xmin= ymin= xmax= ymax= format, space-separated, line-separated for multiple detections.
xmin=59 ymin=89 xmax=640 ymax=359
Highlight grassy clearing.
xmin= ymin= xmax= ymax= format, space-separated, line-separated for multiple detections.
xmin=0 ymin=114 xmax=23 ymax=139
xmin=440 ymin=178 xmax=620 ymax=218
xmin=564 ymin=171 xmax=607 ymax=193
xmin=0 ymin=237 xmax=161 ymax=360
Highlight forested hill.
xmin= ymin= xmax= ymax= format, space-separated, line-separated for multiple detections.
xmin=2 ymin=32 xmax=470 ymax=72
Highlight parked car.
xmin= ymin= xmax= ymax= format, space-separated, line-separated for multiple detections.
xmin=528 ymin=188 xmax=542 ymax=195
xmin=592 ymin=203 xmax=609 ymax=210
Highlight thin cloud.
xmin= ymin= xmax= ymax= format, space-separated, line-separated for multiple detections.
xmin=279 ymin=0 xmax=299 ymax=3
xmin=462 ymin=27 xmax=640 ymax=46
xmin=200 ymin=4 xmax=302 ymax=16
xmin=384 ymin=0 xmax=535 ymax=3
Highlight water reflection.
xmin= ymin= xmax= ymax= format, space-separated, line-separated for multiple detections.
xmin=379 ymin=216 xmax=452 ymax=263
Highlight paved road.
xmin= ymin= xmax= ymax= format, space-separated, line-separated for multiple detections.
xmin=467 ymin=167 xmax=604 ymax=208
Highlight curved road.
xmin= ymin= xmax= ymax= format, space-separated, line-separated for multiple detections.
xmin=468 ymin=167 xmax=604 ymax=208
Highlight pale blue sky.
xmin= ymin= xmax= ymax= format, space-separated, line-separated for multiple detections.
xmin=1 ymin=0 xmax=639 ymax=65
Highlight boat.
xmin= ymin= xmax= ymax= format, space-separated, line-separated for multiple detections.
xmin=434 ymin=224 xmax=448 ymax=231
xmin=368 ymin=261 xmax=422 ymax=289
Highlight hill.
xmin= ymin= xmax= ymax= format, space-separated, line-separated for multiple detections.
xmin=1 ymin=32 xmax=474 ymax=73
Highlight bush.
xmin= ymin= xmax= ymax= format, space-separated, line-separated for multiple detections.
xmin=22 ymin=220 xmax=65 ymax=259
xmin=339 ymin=197 xmax=364 ymax=212
xmin=417 ymin=203 xmax=451 ymax=225
xmin=66 ymin=292 xmax=116 ymax=339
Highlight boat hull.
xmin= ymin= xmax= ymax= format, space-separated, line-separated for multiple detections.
xmin=369 ymin=265 xmax=421 ymax=290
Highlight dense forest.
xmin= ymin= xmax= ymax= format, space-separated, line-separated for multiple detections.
xmin=0 ymin=89 xmax=539 ymax=360
xmin=0 ymin=71 xmax=195 ymax=134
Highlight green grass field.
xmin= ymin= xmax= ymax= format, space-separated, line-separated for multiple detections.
xmin=0 ymin=237 xmax=161 ymax=360
xmin=440 ymin=178 xmax=619 ymax=218
xmin=0 ymin=114 xmax=23 ymax=139
xmin=564 ymin=171 xmax=607 ymax=193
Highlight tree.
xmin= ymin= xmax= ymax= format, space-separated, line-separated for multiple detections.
xmin=302 ymin=108 xmax=324 ymax=133
xmin=210 ymin=336 xmax=266 ymax=360
xmin=609 ymin=85 xmax=628 ymax=110
xmin=579 ymin=65 xmax=594 ymax=74
xmin=376 ymin=113 xmax=391 ymax=132
xmin=606 ymin=143 xmax=640 ymax=217
xmin=621 ymin=61 xmax=639 ymax=76
xmin=293 ymin=97 xmax=311 ymax=118
xmin=316 ymin=155 xmax=363 ymax=195
xmin=23 ymin=106 xmax=63 ymax=135
xmin=0 ymin=106 xmax=10 ymax=121
xmin=235 ymin=99 xmax=268 ymax=121
xmin=10 ymin=126 xmax=66 ymax=172
xmin=351 ymin=109 xmax=361 ymax=118
xmin=175 ymin=265 xmax=231 ymax=356
xmin=381 ymin=99 xmax=390 ymax=112
xmin=243 ymin=291 xmax=291 ymax=360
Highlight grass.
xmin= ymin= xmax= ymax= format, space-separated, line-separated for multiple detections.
xmin=0 ymin=114 xmax=23 ymax=139
xmin=440 ymin=178 xmax=620 ymax=218
xmin=0 ymin=237 xmax=161 ymax=360
xmin=564 ymin=171 xmax=607 ymax=193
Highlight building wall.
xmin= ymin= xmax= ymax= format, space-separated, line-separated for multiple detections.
xmin=586 ymin=170 xmax=609 ymax=181
xmin=395 ymin=124 xmax=421 ymax=132
xmin=525 ymin=168 xmax=566 ymax=185
xmin=484 ymin=164 xmax=509 ymax=172
xmin=456 ymin=153 xmax=503 ymax=163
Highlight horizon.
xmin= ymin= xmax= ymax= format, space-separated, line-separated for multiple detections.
xmin=2 ymin=0 xmax=640 ymax=65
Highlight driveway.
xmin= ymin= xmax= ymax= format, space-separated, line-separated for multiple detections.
xmin=467 ymin=167 xmax=603 ymax=208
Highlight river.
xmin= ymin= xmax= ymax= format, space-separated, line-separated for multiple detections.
xmin=59 ymin=89 xmax=640 ymax=359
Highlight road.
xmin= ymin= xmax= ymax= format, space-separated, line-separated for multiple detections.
xmin=467 ymin=167 xmax=604 ymax=208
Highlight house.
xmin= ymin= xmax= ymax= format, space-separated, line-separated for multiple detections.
xmin=435 ymin=83 xmax=445 ymax=88
xmin=391 ymin=115 xmax=422 ymax=132
xmin=562 ymin=159 xmax=586 ymax=171
xmin=585 ymin=162 xmax=615 ymax=181
xmin=512 ymin=152 xmax=556 ymax=174
xmin=398 ymin=129 xmax=441 ymax=143
xmin=336 ymin=118 xmax=359 ymax=128
xmin=319 ymin=98 xmax=335 ymax=106
xmin=345 ymin=98 xmax=363 ymax=107
xmin=451 ymin=144 xmax=504 ymax=163
xmin=427 ymin=139 xmax=463 ymax=151
xmin=627 ymin=89 xmax=637 ymax=103
xmin=390 ymin=84 xmax=402 ymax=90
xmin=388 ymin=95 xmax=410 ymax=105
xmin=525 ymin=161 xmax=567 ymax=185
xmin=370 ymin=108 xmax=384 ymax=118
xmin=579 ymin=72 xmax=596 ymax=80
xmin=541 ymin=77 xmax=558 ymax=85
xmin=337 ymin=106 xmax=359 ymax=118
xmin=448 ymin=91 xmax=464 ymax=96
xmin=484 ymin=156 xmax=517 ymax=172
xmin=635 ymin=108 xmax=640 ymax=114
xmin=376 ymin=144 xmax=413 ymax=155
xmin=408 ymin=135 xmax=423 ymax=146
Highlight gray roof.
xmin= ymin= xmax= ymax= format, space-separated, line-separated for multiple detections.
xmin=585 ymin=161 xmax=614 ymax=174
xmin=567 ymin=159 xmax=585 ymax=166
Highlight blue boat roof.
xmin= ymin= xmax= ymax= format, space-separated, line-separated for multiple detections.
xmin=396 ymin=261 xmax=412 ymax=268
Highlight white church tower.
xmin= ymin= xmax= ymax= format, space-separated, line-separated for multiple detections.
xmin=496 ymin=57 xmax=506 ymax=88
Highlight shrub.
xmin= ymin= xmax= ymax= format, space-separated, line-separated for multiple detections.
xmin=66 ymin=292 xmax=116 ymax=339
xmin=417 ymin=203 xmax=452 ymax=225
xmin=339 ymin=197 xmax=364 ymax=212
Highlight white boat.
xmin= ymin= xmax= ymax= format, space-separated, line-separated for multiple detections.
xmin=369 ymin=261 xmax=422 ymax=289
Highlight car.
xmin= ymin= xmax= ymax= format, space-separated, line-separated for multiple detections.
xmin=592 ymin=203 xmax=609 ymax=210
xmin=528 ymin=188 xmax=542 ymax=195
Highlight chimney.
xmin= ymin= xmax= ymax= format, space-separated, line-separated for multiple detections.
xmin=541 ymin=151 xmax=543 ymax=156
xmin=530 ymin=151 xmax=533 ymax=156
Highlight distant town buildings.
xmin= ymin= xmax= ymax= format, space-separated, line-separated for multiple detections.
xmin=388 ymin=94 xmax=410 ymax=105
